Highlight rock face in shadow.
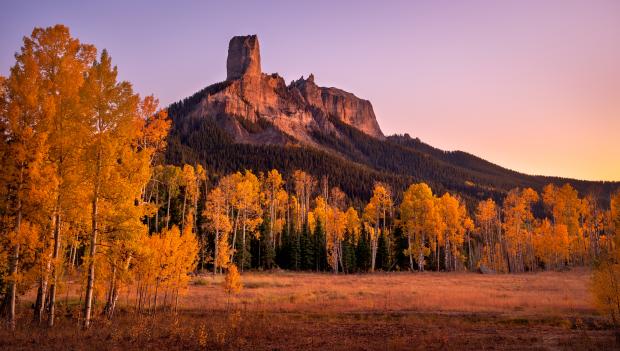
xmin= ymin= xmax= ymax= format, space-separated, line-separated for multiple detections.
xmin=182 ymin=35 xmax=384 ymax=146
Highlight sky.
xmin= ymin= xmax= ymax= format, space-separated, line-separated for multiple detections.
xmin=1 ymin=0 xmax=619 ymax=181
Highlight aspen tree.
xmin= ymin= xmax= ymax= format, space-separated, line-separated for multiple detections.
xmin=0 ymin=33 xmax=59 ymax=328
xmin=591 ymin=190 xmax=620 ymax=337
xmin=80 ymin=49 xmax=141 ymax=328
xmin=262 ymin=169 xmax=285 ymax=263
xmin=437 ymin=193 xmax=471 ymax=271
xmin=363 ymin=183 xmax=392 ymax=272
xmin=204 ymin=187 xmax=232 ymax=274
xmin=475 ymin=199 xmax=503 ymax=271
xmin=234 ymin=171 xmax=262 ymax=271
xmin=502 ymin=188 xmax=538 ymax=272
xmin=399 ymin=183 xmax=441 ymax=271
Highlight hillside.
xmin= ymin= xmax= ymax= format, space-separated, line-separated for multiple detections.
xmin=165 ymin=35 xmax=617 ymax=205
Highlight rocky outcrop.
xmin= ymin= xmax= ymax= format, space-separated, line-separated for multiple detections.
xmin=290 ymin=75 xmax=384 ymax=138
xmin=226 ymin=35 xmax=261 ymax=80
xmin=185 ymin=35 xmax=384 ymax=145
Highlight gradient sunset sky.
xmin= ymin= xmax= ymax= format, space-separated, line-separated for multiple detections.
xmin=2 ymin=1 xmax=619 ymax=181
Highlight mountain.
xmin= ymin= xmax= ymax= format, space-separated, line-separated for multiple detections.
xmin=166 ymin=35 xmax=618 ymax=205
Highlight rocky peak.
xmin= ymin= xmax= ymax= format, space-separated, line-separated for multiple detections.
xmin=226 ymin=35 xmax=261 ymax=80
xmin=191 ymin=35 xmax=384 ymax=145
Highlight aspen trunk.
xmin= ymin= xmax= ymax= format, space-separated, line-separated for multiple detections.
xmin=8 ymin=243 xmax=20 ymax=330
xmin=155 ymin=183 xmax=159 ymax=233
xmin=34 ymin=220 xmax=54 ymax=323
xmin=230 ymin=210 xmax=240 ymax=262
xmin=213 ymin=228 xmax=219 ymax=275
xmin=48 ymin=211 xmax=61 ymax=327
xmin=408 ymin=235 xmax=414 ymax=271
xmin=241 ymin=213 xmax=246 ymax=272
xmin=181 ymin=189 xmax=187 ymax=231
xmin=104 ymin=265 xmax=117 ymax=319
xmin=83 ymin=152 xmax=101 ymax=329
xmin=370 ymin=221 xmax=379 ymax=272
xmin=467 ymin=231 xmax=472 ymax=270
xmin=166 ymin=184 xmax=172 ymax=229
xmin=8 ymin=166 xmax=24 ymax=330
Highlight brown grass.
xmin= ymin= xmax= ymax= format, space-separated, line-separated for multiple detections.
xmin=184 ymin=269 xmax=595 ymax=317
xmin=1 ymin=268 xmax=616 ymax=350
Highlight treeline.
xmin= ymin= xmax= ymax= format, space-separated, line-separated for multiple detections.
xmin=191 ymin=168 xmax=618 ymax=275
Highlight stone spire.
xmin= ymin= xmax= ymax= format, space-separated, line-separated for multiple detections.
xmin=226 ymin=35 xmax=261 ymax=80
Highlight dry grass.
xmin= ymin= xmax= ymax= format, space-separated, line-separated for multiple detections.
xmin=1 ymin=268 xmax=616 ymax=350
xmin=184 ymin=269 xmax=595 ymax=317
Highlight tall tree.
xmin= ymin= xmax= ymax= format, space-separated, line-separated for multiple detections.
xmin=363 ymin=183 xmax=392 ymax=272
xmin=399 ymin=183 xmax=441 ymax=271
xmin=234 ymin=171 xmax=262 ymax=271
xmin=542 ymin=184 xmax=586 ymax=265
xmin=437 ymin=193 xmax=472 ymax=271
xmin=475 ymin=198 xmax=504 ymax=271
xmin=26 ymin=25 xmax=96 ymax=327
xmin=0 ymin=27 xmax=65 ymax=328
xmin=204 ymin=187 xmax=232 ymax=274
xmin=80 ymin=49 xmax=143 ymax=328
xmin=502 ymin=188 xmax=538 ymax=273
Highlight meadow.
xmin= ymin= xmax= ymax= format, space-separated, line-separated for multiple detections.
xmin=1 ymin=269 xmax=616 ymax=350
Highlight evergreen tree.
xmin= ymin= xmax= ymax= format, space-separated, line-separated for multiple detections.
xmin=377 ymin=231 xmax=390 ymax=271
xmin=356 ymin=227 xmax=372 ymax=272
xmin=276 ymin=224 xmax=292 ymax=269
xmin=313 ymin=219 xmax=327 ymax=271
xmin=291 ymin=229 xmax=301 ymax=270
xmin=261 ymin=220 xmax=276 ymax=269
xmin=393 ymin=226 xmax=408 ymax=271
xmin=234 ymin=229 xmax=252 ymax=271
xmin=299 ymin=221 xmax=314 ymax=270
xmin=341 ymin=230 xmax=357 ymax=273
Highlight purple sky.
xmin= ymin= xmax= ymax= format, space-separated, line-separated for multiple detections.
xmin=2 ymin=0 xmax=619 ymax=181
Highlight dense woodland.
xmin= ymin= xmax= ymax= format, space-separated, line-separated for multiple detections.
xmin=2 ymin=25 xmax=620 ymax=333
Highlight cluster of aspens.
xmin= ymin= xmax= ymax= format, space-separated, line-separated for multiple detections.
xmin=199 ymin=169 xmax=619 ymax=276
xmin=0 ymin=25 xmax=197 ymax=330
xmin=2 ymin=25 xmax=620 ymax=332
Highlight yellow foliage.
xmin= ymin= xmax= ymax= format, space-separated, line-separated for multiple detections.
xmin=592 ymin=260 xmax=620 ymax=326
xmin=224 ymin=264 xmax=242 ymax=295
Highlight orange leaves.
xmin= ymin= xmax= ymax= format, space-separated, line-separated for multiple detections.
xmin=135 ymin=95 xmax=171 ymax=162
xmin=399 ymin=183 xmax=440 ymax=270
xmin=345 ymin=207 xmax=361 ymax=240
xmin=134 ymin=225 xmax=199 ymax=295
xmin=235 ymin=170 xmax=263 ymax=237
xmin=437 ymin=193 xmax=471 ymax=270
xmin=223 ymin=264 xmax=242 ymax=295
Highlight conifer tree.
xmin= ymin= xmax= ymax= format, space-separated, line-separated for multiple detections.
xmin=313 ymin=219 xmax=327 ymax=271
xmin=356 ymin=226 xmax=372 ymax=272
xmin=299 ymin=221 xmax=313 ymax=270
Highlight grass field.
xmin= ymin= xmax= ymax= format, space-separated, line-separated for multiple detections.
xmin=1 ymin=269 xmax=617 ymax=350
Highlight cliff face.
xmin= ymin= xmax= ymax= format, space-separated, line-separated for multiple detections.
xmin=183 ymin=35 xmax=384 ymax=146
xmin=290 ymin=74 xmax=384 ymax=139
xmin=226 ymin=35 xmax=261 ymax=80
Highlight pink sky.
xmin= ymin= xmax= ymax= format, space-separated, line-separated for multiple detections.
xmin=2 ymin=0 xmax=619 ymax=181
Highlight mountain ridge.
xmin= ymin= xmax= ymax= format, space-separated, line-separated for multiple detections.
xmin=165 ymin=35 xmax=618 ymax=204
